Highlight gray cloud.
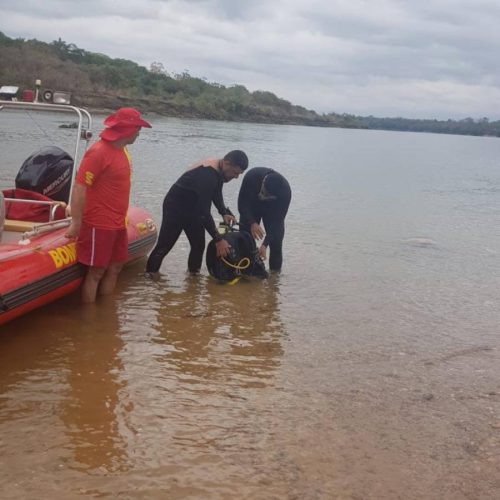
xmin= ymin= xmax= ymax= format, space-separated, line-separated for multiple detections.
xmin=1 ymin=0 xmax=499 ymax=119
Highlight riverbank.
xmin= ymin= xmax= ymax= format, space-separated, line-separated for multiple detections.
xmin=73 ymin=92 xmax=362 ymax=128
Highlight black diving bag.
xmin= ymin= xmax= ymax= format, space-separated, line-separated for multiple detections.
xmin=206 ymin=227 xmax=268 ymax=282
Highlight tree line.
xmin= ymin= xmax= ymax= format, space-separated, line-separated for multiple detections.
xmin=0 ymin=32 xmax=498 ymax=137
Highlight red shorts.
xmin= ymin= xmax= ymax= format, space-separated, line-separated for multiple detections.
xmin=77 ymin=222 xmax=128 ymax=268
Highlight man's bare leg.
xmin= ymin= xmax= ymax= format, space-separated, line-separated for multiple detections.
xmin=82 ymin=266 xmax=106 ymax=303
xmin=99 ymin=262 xmax=123 ymax=296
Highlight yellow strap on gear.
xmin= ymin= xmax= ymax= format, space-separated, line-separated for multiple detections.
xmin=220 ymin=256 xmax=251 ymax=271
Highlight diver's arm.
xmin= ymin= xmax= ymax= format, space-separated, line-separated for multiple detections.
xmin=199 ymin=201 xmax=230 ymax=257
xmin=258 ymin=244 xmax=267 ymax=260
xmin=199 ymin=193 xmax=220 ymax=239
xmin=238 ymin=170 xmax=266 ymax=239
xmin=212 ymin=183 xmax=226 ymax=216
xmin=199 ymin=202 xmax=231 ymax=257
xmin=195 ymin=171 xmax=231 ymax=257
xmin=212 ymin=183 xmax=235 ymax=225
xmin=237 ymin=175 xmax=257 ymax=225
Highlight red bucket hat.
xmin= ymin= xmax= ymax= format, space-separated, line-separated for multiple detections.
xmin=100 ymin=125 xmax=141 ymax=141
xmin=100 ymin=107 xmax=152 ymax=141
xmin=104 ymin=107 xmax=152 ymax=128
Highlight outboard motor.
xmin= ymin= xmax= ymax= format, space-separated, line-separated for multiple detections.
xmin=15 ymin=146 xmax=74 ymax=203
xmin=206 ymin=225 xmax=268 ymax=283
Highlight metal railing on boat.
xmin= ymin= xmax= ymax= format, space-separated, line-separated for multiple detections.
xmin=18 ymin=218 xmax=71 ymax=244
xmin=0 ymin=100 xmax=93 ymax=206
xmin=3 ymin=198 xmax=67 ymax=222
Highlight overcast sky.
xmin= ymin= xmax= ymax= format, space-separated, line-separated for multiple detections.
xmin=2 ymin=0 xmax=500 ymax=119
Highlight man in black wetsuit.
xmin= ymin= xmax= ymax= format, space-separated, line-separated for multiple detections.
xmin=146 ymin=150 xmax=248 ymax=276
xmin=238 ymin=168 xmax=291 ymax=272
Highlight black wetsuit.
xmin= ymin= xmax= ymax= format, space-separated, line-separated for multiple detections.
xmin=238 ymin=167 xmax=291 ymax=271
xmin=146 ymin=166 xmax=230 ymax=273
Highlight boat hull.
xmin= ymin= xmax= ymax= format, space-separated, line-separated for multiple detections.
xmin=0 ymin=207 xmax=157 ymax=327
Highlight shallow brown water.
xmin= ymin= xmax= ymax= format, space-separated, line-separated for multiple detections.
xmin=2 ymin=113 xmax=500 ymax=498
xmin=2 ymin=262 xmax=500 ymax=499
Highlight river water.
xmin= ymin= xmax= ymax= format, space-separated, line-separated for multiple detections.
xmin=1 ymin=111 xmax=500 ymax=499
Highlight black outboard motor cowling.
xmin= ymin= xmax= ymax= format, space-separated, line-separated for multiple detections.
xmin=206 ymin=228 xmax=268 ymax=282
xmin=15 ymin=146 xmax=74 ymax=203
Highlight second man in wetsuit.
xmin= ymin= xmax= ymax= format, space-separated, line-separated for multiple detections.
xmin=146 ymin=150 xmax=248 ymax=276
xmin=238 ymin=167 xmax=291 ymax=272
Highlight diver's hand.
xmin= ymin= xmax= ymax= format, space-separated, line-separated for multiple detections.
xmin=65 ymin=221 xmax=80 ymax=239
xmin=223 ymin=214 xmax=236 ymax=226
xmin=258 ymin=244 xmax=267 ymax=261
xmin=215 ymin=239 xmax=231 ymax=258
xmin=251 ymin=222 xmax=265 ymax=240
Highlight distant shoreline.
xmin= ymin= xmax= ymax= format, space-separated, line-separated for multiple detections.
xmin=77 ymin=104 xmax=500 ymax=139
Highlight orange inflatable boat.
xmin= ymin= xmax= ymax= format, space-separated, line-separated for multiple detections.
xmin=0 ymin=101 xmax=157 ymax=326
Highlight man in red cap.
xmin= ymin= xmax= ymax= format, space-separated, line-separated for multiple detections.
xmin=66 ymin=107 xmax=151 ymax=302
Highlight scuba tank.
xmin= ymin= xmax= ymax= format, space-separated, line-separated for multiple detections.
xmin=206 ymin=223 xmax=268 ymax=282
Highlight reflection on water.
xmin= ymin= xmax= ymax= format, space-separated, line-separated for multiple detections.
xmin=109 ymin=272 xmax=286 ymax=473
xmin=148 ymin=275 xmax=283 ymax=385
xmin=0 ymin=273 xmax=288 ymax=497
xmin=0 ymin=300 xmax=130 ymax=484
xmin=61 ymin=301 xmax=128 ymax=473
